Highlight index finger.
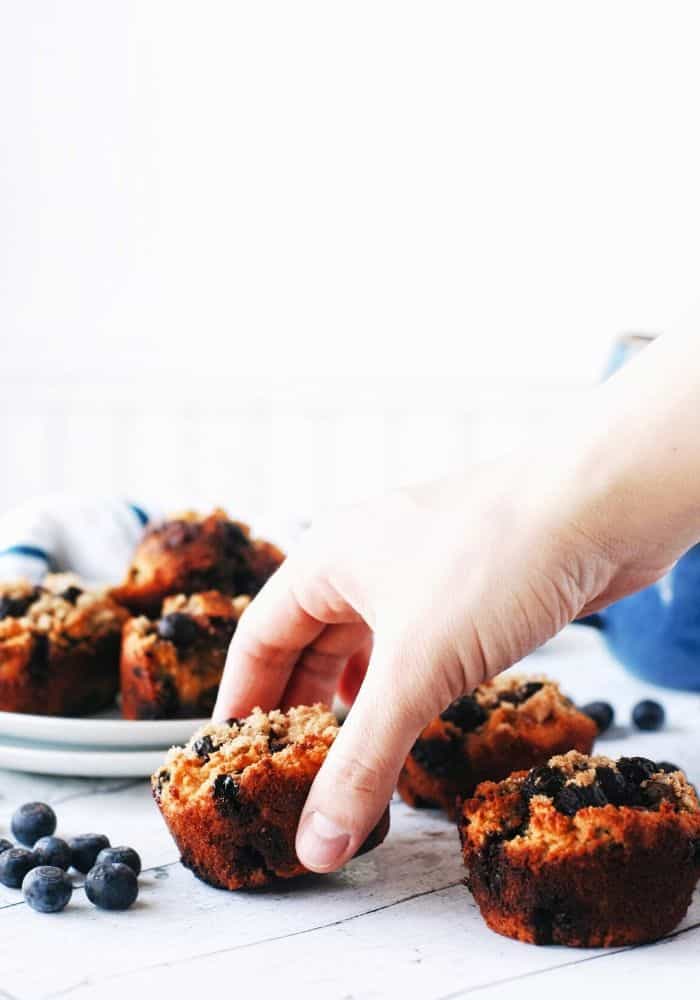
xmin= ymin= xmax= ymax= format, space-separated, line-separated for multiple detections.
xmin=212 ymin=560 xmax=359 ymax=720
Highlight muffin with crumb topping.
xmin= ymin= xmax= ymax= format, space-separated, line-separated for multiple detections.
xmin=112 ymin=508 xmax=284 ymax=615
xmin=397 ymin=674 xmax=597 ymax=819
xmin=460 ymin=750 xmax=700 ymax=947
xmin=121 ymin=590 xmax=249 ymax=720
xmin=0 ymin=577 xmax=128 ymax=715
xmin=153 ymin=704 xmax=390 ymax=890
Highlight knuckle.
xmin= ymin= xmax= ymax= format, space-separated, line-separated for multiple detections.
xmin=329 ymin=753 xmax=384 ymax=799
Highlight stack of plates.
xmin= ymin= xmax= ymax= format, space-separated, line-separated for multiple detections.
xmin=0 ymin=710 xmax=204 ymax=777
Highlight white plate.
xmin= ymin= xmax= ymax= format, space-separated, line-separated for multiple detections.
xmin=0 ymin=736 xmax=164 ymax=777
xmin=0 ymin=708 xmax=205 ymax=750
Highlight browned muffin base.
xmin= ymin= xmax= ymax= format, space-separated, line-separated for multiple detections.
xmin=0 ymin=631 xmax=122 ymax=716
xmin=469 ymin=834 xmax=698 ymax=947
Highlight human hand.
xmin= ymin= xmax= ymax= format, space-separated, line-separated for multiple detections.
xmin=213 ymin=431 xmax=683 ymax=873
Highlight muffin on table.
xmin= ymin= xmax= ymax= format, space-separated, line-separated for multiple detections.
xmin=112 ymin=509 xmax=284 ymax=615
xmin=0 ymin=576 xmax=127 ymax=716
xmin=121 ymin=590 xmax=249 ymax=720
xmin=153 ymin=704 xmax=390 ymax=890
xmin=459 ymin=751 xmax=700 ymax=947
xmin=398 ymin=674 xmax=596 ymax=819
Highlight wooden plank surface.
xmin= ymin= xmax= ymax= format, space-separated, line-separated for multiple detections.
xmin=0 ymin=627 xmax=698 ymax=999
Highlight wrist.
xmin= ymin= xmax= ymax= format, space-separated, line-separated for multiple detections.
xmin=568 ymin=365 xmax=700 ymax=574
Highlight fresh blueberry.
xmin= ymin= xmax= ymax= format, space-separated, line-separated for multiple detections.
xmin=641 ymin=780 xmax=674 ymax=808
xmin=522 ymin=765 xmax=565 ymax=802
xmin=410 ymin=737 xmax=460 ymax=778
xmin=0 ymin=591 xmax=39 ymax=620
xmin=69 ymin=833 xmax=110 ymax=874
xmin=220 ymin=521 xmax=249 ymax=552
xmin=157 ymin=613 xmax=199 ymax=647
xmin=0 ymin=838 xmax=12 ymax=855
xmin=440 ymin=695 xmax=488 ymax=732
xmin=632 ymin=700 xmax=665 ymax=731
xmin=85 ymin=862 xmax=138 ymax=910
xmin=581 ymin=701 xmax=614 ymax=734
xmin=33 ymin=836 xmax=72 ymax=870
xmin=59 ymin=586 xmax=83 ymax=604
xmin=595 ymin=766 xmax=633 ymax=806
xmin=192 ymin=735 xmax=218 ymax=760
xmin=499 ymin=682 xmax=544 ymax=705
xmin=11 ymin=802 xmax=57 ymax=846
xmin=553 ymin=782 xmax=607 ymax=816
xmin=656 ymin=761 xmax=681 ymax=774
xmin=0 ymin=848 xmax=38 ymax=888
xmin=0 ymin=596 xmax=15 ymax=620
xmin=22 ymin=866 xmax=72 ymax=913
xmin=96 ymin=846 xmax=141 ymax=876
xmin=617 ymin=756 xmax=656 ymax=789
xmin=212 ymin=774 xmax=243 ymax=814
xmin=553 ymin=784 xmax=586 ymax=816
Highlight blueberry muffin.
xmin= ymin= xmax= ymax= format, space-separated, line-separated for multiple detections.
xmin=112 ymin=509 xmax=284 ymax=615
xmin=398 ymin=674 xmax=596 ymax=819
xmin=153 ymin=704 xmax=390 ymax=889
xmin=121 ymin=590 xmax=249 ymax=720
xmin=0 ymin=578 xmax=128 ymax=716
xmin=459 ymin=751 xmax=700 ymax=947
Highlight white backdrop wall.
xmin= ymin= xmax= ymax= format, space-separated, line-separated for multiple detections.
xmin=0 ymin=374 xmax=591 ymax=516
xmin=2 ymin=2 xmax=699 ymax=516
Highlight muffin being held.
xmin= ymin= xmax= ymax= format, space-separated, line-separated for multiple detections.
xmin=0 ymin=576 xmax=127 ymax=716
xmin=460 ymin=751 xmax=700 ymax=947
xmin=398 ymin=674 xmax=597 ymax=819
xmin=153 ymin=704 xmax=390 ymax=890
xmin=112 ymin=509 xmax=284 ymax=615
xmin=121 ymin=590 xmax=249 ymax=720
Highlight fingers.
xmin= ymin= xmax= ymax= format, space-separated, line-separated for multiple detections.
xmin=281 ymin=621 xmax=371 ymax=709
xmin=213 ymin=557 xmax=363 ymax=721
xmin=337 ymin=638 xmax=372 ymax=705
xmin=295 ymin=636 xmax=446 ymax=873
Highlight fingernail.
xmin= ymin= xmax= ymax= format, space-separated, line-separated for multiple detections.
xmin=297 ymin=811 xmax=350 ymax=871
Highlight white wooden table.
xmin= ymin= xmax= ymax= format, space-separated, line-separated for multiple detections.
xmin=1 ymin=627 xmax=699 ymax=1000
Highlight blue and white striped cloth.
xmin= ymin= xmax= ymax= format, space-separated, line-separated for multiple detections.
xmin=0 ymin=495 xmax=157 ymax=585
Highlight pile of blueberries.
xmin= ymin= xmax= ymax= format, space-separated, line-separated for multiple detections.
xmin=0 ymin=802 xmax=141 ymax=914
xmin=580 ymin=698 xmax=666 ymax=734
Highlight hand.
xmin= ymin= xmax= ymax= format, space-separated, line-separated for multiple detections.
xmin=213 ymin=435 xmax=681 ymax=873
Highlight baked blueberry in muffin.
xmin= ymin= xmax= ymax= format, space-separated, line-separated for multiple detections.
xmin=112 ymin=509 xmax=284 ymax=615
xmin=459 ymin=750 xmax=700 ymax=947
xmin=0 ymin=577 xmax=127 ymax=716
xmin=397 ymin=674 xmax=596 ymax=819
xmin=153 ymin=704 xmax=390 ymax=889
xmin=120 ymin=590 xmax=249 ymax=720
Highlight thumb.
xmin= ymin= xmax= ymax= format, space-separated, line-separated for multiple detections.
xmin=295 ymin=638 xmax=446 ymax=872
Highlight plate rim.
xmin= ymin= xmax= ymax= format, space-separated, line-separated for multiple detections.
xmin=0 ymin=709 xmax=206 ymax=749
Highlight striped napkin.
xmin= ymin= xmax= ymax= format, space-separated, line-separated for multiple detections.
xmin=0 ymin=495 xmax=155 ymax=585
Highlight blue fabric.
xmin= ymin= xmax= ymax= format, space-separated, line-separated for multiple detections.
xmin=128 ymin=503 xmax=149 ymax=527
xmin=0 ymin=544 xmax=52 ymax=566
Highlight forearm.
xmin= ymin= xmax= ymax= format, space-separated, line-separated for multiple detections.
xmin=575 ymin=332 xmax=700 ymax=568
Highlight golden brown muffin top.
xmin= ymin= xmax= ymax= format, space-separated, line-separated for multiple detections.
xmin=461 ymin=750 xmax=700 ymax=857
xmin=153 ymin=704 xmax=338 ymax=803
xmin=162 ymin=591 xmax=250 ymax=619
xmin=127 ymin=591 xmax=250 ymax=641
xmin=0 ymin=577 xmax=126 ymax=644
xmin=434 ymin=674 xmax=582 ymax=739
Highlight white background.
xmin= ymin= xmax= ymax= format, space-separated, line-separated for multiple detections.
xmin=1 ymin=2 xmax=699 ymax=515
